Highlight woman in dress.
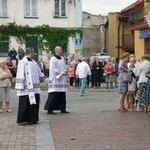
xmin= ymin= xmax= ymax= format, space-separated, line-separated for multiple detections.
xmin=146 ymin=70 xmax=150 ymax=113
xmin=118 ymin=52 xmax=130 ymax=112
xmin=137 ymin=55 xmax=150 ymax=113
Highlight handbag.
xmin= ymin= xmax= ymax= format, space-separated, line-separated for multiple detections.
xmin=122 ymin=72 xmax=132 ymax=82
xmin=128 ymin=82 xmax=136 ymax=92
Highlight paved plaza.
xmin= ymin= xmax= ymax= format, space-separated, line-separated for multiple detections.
xmin=0 ymin=86 xmax=150 ymax=150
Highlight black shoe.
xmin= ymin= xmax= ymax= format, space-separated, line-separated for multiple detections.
xmin=28 ymin=121 xmax=37 ymax=125
xmin=61 ymin=110 xmax=69 ymax=114
xmin=47 ymin=111 xmax=56 ymax=115
xmin=17 ymin=122 xmax=28 ymax=125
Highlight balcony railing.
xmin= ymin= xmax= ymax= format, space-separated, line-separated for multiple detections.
xmin=129 ymin=5 xmax=150 ymax=24
xmin=122 ymin=34 xmax=134 ymax=48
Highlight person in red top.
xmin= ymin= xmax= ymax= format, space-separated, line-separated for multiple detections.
xmin=68 ymin=63 xmax=75 ymax=88
xmin=103 ymin=59 xmax=115 ymax=89
xmin=5 ymin=57 xmax=16 ymax=77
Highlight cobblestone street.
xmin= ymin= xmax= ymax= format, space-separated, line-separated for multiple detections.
xmin=0 ymin=87 xmax=150 ymax=150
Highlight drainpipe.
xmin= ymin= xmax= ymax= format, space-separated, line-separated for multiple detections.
xmin=104 ymin=27 xmax=106 ymax=52
xmin=102 ymin=25 xmax=106 ymax=53
xmin=117 ymin=20 xmax=122 ymax=60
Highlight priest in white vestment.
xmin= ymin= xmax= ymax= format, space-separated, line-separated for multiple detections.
xmin=15 ymin=48 xmax=46 ymax=125
xmin=44 ymin=46 xmax=69 ymax=114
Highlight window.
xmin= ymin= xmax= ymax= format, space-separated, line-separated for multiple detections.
xmin=54 ymin=0 xmax=66 ymax=17
xmin=0 ymin=37 xmax=9 ymax=57
xmin=24 ymin=0 xmax=37 ymax=17
xmin=0 ymin=0 xmax=8 ymax=17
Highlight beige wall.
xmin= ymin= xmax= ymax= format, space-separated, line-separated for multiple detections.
xmin=82 ymin=12 xmax=107 ymax=28
xmin=108 ymin=13 xmax=119 ymax=58
xmin=82 ymin=28 xmax=101 ymax=58
xmin=134 ymin=31 xmax=145 ymax=59
xmin=83 ymin=15 xmax=101 ymax=28
xmin=108 ymin=13 xmax=134 ymax=59
xmin=82 ymin=12 xmax=108 ymax=58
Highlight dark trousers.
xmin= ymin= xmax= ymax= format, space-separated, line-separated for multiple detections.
xmin=91 ymin=73 xmax=94 ymax=87
xmin=94 ymin=77 xmax=101 ymax=87
xmin=87 ymin=75 xmax=90 ymax=86
xmin=75 ymin=78 xmax=80 ymax=87
xmin=70 ymin=77 xmax=74 ymax=86
xmin=45 ymin=69 xmax=49 ymax=77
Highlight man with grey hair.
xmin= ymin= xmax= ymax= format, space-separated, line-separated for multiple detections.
xmin=76 ymin=57 xmax=91 ymax=96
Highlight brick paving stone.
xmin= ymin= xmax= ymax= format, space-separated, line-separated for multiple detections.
xmin=46 ymin=109 xmax=150 ymax=150
xmin=43 ymin=87 xmax=150 ymax=150
xmin=1 ymin=88 xmax=150 ymax=150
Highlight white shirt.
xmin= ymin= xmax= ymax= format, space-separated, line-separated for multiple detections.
xmin=48 ymin=56 xmax=68 ymax=93
xmin=76 ymin=61 xmax=91 ymax=78
xmin=137 ymin=60 xmax=150 ymax=83
xmin=15 ymin=57 xmax=44 ymax=96
xmin=127 ymin=61 xmax=139 ymax=76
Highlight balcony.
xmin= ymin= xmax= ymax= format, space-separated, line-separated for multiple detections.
xmin=121 ymin=34 xmax=134 ymax=49
xmin=129 ymin=5 xmax=150 ymax=24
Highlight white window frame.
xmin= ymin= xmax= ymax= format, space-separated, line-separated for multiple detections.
xmin=24 ymin=0 xmax=38 ymax=17
xmin=54 ymin=0 xmax=66 ymax=17
xmin=0 ymin=0 xmax=8 ymax=17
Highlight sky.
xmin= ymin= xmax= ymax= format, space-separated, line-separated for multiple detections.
xmin=82 ymin=0 xmax=137 ymax=15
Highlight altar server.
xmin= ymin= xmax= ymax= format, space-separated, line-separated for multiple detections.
xmin=44 ymin=46 xmax=69 ymax=114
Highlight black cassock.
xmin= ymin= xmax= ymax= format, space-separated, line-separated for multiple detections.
xmin=17 ymin=94 xmax=40 ymax=124
xmin=44 ymin=92 xmax=66 ymax=112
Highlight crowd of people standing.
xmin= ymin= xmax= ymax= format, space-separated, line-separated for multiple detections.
xmin=0 ymin=45 xmax=150 ymax=126
xmin=66 ymin=56 xmax=119 ymax=90
xmin=65 ymin=52 xmax=150 ymax=114
xmin=118 ymin=53 xmax=150 ymax=113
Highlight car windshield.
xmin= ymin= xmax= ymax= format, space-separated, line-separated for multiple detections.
xmin=91 ymin=53 xmax=109 ymax=56
xmin=100 ymin=53 xmax=109 ymax=56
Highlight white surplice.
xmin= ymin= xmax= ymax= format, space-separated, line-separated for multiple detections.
xmin=48 ymin=56 xmax=68 ymax=93
xmin=15 ymin=56 xmax=45 ymax=104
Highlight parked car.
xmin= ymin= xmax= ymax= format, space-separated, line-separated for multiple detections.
xmin=90 ymin=53 xmax=111 ymax=63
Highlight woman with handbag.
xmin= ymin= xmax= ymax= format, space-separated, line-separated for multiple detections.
xmin=118 ymin=52 xmax=130 ymax=112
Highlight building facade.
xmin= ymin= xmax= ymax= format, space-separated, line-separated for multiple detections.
xmin=128 ymin=0 xmax=150 ymax=58
xmin=82 ymin=12 xmax=108 ymax=59
xmin=0 ymin=0 xmax=82 ymax=60
xmin=107 ymin=0 xmax=150 ymax=60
